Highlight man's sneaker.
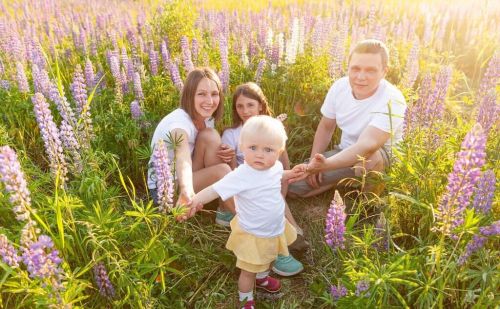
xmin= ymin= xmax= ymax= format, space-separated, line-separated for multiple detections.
xmin=288 ymin=234 xmax=310 ymax=253
xmin=215 ymin=208 xmax=234 ymax=227
xmin=240 ymin=299 xmax=255 ymax=309
xmin=255 ymin=276 xmax=281 ymax=293
xmin=272 ymin=254 xmax=304 ymax=276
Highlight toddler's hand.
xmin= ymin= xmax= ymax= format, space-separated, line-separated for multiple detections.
xmin=287 ymin=163 xmax=309 ymax=183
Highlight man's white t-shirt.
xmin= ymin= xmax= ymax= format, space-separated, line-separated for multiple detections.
xmin=147 ymin=108 xmax=214 ymax=189
xmin=212 ymin=161 xmax=285 ymax=238
xmin=221 ymin=125 xmax=244 ymax=166
xmin=320 ymin=77 xmax=407 ymax=152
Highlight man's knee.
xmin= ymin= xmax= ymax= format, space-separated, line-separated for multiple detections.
xmin=353 ymin=151 xmax=385 ymax=177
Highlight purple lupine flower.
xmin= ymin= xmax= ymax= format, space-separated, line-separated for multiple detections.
xmin=152 ymin=140 xmax=174 ymax=213
xmin=160 ymin=40 xmax=171 ymax=71
xmin=218 ymin=35 xmax=229 ymax=92
xmin=21 ymin=235 xmax=63 ymax=290
xmin=373 ymin=212 xmax=389 ymax=251
xmin=472 ymin=170 xmax=496 ymax=214
xmin=121 ymin=47 xmax=133 ymax=82
xmin=328 ymin=35 xmax=342 ymax=79
xmin=47 ymin=81 xmax=78 ymax=128
xmin=84 ymin=58 xmax=96 ymax=91
xmin=31 ymin=93 xmax=68 ymax=183
xmin=59 ymin=119 xmax=83 ymax=170
xmin=457 ymin=234 xmax=487 ymax=266
xmin=133 ymin=72 xmax=144 ymax=101
xmin=330 ymin=283 xmax=348 ymax=300
xmin=32 ymin=64 xmax=50 ymax=97
xmin=355 ymin=280 xmax=370 ymax=297
xmin=402 ymin=40 xmax=419 ymax=89
xmin=480 ymin=220 xmax=500 ymax=236
xmin=130 ymin=100 xmax=144 ymax=120
xmin=16 ymin=62 xmax=29 ymax=93
xmin=0 ymin=79 xmax=10 ymax=90
xmin=424 ymin=66 xmax=452 ymax=127
xmin=478 ymin=53 xmax=499 ymax=100
xmin=0 ymin=234 xmax=21 ymax=268
xmin=148 ymin=42 xmax=159 ymax=76
xmin=169 ymin=60 xmax=183 ymax=91
xmin=191 ymin=38 xmax=199 ymax=64
xmin=435 ymin=124 xmax=486 ymax=236
xmin=0 ymin=146 xmax=32 ymax=221
xmin=71 ymin=64 xmax=88 ymax=115
xmin=325 ymin=190 xmax=346 ymax=249
xmin=476 ymin=91 xmax=498 ymax=135
xmin=109 ymin=54 xmax=122 ymax=83
xmin=254 ymin=59 xmax=266 ymax=85
xmin=94 ymin=262 xmax=115 ymax=298
xmin=180 ymin=36 xmax=194 ymax=73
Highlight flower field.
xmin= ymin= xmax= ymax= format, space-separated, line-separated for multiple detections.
xmin=0 ymin=0 xmax=498 ymax=307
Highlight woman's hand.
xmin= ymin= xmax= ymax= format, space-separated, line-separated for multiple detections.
xmin=216 ymin=144 xmax=235 ymax=164
xmin=175 ymin=190 xmax=201 ymax=222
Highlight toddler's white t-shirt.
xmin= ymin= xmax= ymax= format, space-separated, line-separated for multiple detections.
xmin=212 ymin=161 xmax=285 ymax=238
xmin=320 ymin=77 xmax=407 ymax=151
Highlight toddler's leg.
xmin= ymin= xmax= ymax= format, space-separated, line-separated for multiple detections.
xmin=238 ymin=270 xmax=256 ymax=303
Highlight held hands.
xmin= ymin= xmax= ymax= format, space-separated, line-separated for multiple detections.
xmin=175 ymin=191 xmax=203 ymax=222
xmin=285 ymin=163 xmax=309 ymax=183
xmin=216 ymin=144 xmax=235 ymax=164
xmin=305 ymin=153 xmax=327 ymax=189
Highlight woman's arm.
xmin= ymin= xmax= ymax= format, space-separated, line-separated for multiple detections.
xmin=171 ymin=128 xmax=195 ymax=205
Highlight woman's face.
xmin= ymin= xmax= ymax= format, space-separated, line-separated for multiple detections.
xmin=235 ymin=95 xmax=262 ymax=124
xmin=193 ymin=78 xmax=220 ymax=121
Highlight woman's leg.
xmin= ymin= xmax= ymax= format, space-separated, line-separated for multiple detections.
xmin=192 ymin=128 xmax=235 ymax=213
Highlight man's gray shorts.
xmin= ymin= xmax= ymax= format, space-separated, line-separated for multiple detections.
xmin=288 ymin=146 xmax=390 ymax=196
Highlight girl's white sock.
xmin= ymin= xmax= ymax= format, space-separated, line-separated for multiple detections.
xmin=256 ymin=270 xmax=269 ymax=280
xmin=239 ymin=290 xmax=253 ymax=302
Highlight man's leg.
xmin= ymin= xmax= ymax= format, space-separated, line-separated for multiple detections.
xmin=353 ymin=147 xmax=390 ymax=196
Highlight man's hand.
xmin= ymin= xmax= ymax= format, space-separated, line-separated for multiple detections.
xmin=216 ymin=144 xmax=235 ymax=164
xmin=305 ymin=153 xmax=327 ymax=188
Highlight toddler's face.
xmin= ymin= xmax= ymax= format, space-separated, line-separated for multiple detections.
xmin=241 ymin=135 xmax=282 ymax=171
xmin=235 ymin=95 xmax=262 ymax=123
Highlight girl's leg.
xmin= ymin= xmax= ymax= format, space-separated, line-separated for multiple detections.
xmin=238 ymin=269 xmax=256 ymax=294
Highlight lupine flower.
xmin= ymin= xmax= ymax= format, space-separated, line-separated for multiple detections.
xmin=59 ymin=119 xmax=83 ymax=169
xmin=0 ymin=234 xmax=21 ymax=268
xmin=476 ymin=91 xmax=498 ymax=135
xmin=152 ymin=140 xmax=174 ymax=213
xmin=191 ymin=38 xmax=199 ymax=64
xmin=160 ymin=40 xmax=171 ymax=71
xmin=325 ymin=190 xmax=346 ymax=249
xmin=435 ymin=124 xmax=486 ymax=236
xmin=180 ymin=36 xmax=194 ymax=73
xmin=169 ymin=60 xmax=183 ymax=91
xmin=218 ymin=35 xmax=230 ymax=91
xmin=32 ymin=64 xmax=50 ymax=96
xmin=424 ymin=66 xmax=452 ymax=127
xmin=254 ymin=59 xmax=266 ymax=85
xmin=130 ymin=100 xmax=144 ymax=120
xmin=149 ymin=43 xmax=159 ymax=76
xmin=285 ymin=18 xmax=299 ymax=64
xmin=373 ymin=212 xmax=389 ymax=251
xmin=457 ymin=234 xmax=487 ymax=266
xmin=47 ymin=81 xmax=78 ymax=129
xmin=21 ymin=235 xmax=62 ymax=279
xmin=31 ymin=93 xmax=68 ymax=183
xmin=478 ymin=53 xmax=499 ymax=99
xmin=0 ymin=146 xmax=32 ymax=221
xmin=330 ymin=283 xmax=348 ymax=300
xmin=401 ymin=40 xmax=419 ymax=89
xmin=480 ymin=220 xmax=500 ymax=236
xmin=71 ymin=64 xmax=88 ymax=115
xmin=133 ymin=72 xmax=144 ymax=101
xmin=355 ymin=280 xmax=370 ymax=297
xmin=472 ymin=170 xmax=496 ymax=214
xmin=0 ymin=79 xmax=10 ymax=90
xmin=84 ymin=58 xmax=96 ymax=91
xmin=16 ymin=62 xmax=29 ymax=93
xmin=94 ymin=262 xmax=115 ymax=298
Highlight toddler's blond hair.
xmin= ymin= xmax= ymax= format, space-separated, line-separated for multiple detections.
xmin=239 ymin=115 xmax=287 ymax=150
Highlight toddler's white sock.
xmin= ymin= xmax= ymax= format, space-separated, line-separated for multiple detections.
xmin=256 ymin=270 xmax=269 ymax=279
xmin=239 ymin=290 xmax=253 ymax=302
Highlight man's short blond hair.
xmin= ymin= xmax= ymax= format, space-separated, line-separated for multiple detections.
xmin=239 ymin=115 xmax=287 ymax=150
xmin=349 ymin=39 xmax=389 ymax=68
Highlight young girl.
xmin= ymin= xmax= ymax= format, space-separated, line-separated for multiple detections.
xmin=184 ymin=116 xmax=307 ymax=309
xmin=219 ymin=82 xmax=308 ymax=276
xmin=147 ymin=67 xmax=235 ymax=220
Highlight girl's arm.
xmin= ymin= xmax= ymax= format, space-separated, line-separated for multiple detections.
xmin=283 ymin=164 xmax=308 ymax=183
xmin=171 ymin=129 xmax=195 ymax=206
xmin=181 ymin=186 xmax=220 ymax=221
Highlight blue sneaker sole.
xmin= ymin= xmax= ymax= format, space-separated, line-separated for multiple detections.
xmin=271 ymin=264 xmax=304 ymax=276
xmin=215 ymin=218 xmax=231 ymax=227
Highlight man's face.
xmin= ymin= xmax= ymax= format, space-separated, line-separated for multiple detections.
xmin=348 ymin=52 xmax=388 ymax=100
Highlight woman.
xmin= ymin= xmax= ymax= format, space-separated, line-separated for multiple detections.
xmin=148 ymin=67 xmax=235 ymax=225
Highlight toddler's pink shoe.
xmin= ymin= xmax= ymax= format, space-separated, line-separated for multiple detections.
xmin=255 ymin=276 xmax=281 ymax=293
xmin=240 ymin=299 xmax=255 ymax=309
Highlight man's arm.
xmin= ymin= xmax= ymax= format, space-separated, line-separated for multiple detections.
xmin=308 ymin=125 xmax=389 ymax=173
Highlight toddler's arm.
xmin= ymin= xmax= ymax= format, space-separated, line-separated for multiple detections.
xmin=179 ymin=186 xmax=220 ymax=221
xmin=283 ymin=164 xmax=308 ymax=183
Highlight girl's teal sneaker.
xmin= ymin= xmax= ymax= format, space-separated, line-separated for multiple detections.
xmin=272 ymin=254 xmax=304 ymax=276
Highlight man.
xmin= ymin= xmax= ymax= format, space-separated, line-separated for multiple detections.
xmin=289 ymin=39 xmax=407 ymax=197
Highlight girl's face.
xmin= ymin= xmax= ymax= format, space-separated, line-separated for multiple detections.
xmin=194 ymin=78 xmax=220 ymax=121
xmin=235 ymin=95 xmax=262 ymax=124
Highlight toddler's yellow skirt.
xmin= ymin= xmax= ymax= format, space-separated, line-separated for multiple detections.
xmin=226 ymin=216 xmax=297 ymax=273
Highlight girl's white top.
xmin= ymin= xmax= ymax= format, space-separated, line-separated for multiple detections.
xmin=221 ymin=125 xmax=244 ymax=166
xmin=147 ymin=108 xmax=214 ymax=189
xmin=212 ymin=161 xmax=285 ymax=238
